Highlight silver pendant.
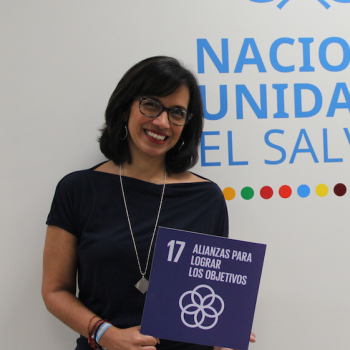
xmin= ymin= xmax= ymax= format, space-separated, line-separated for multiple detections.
xmin=135 ymin=276 xmax=149 ymax=294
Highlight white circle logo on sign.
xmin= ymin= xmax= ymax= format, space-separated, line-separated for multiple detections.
xmin=250 ymin=0 xmax=350 ymax=9
xmin=179 ymin=284 xmax=225 ymax=330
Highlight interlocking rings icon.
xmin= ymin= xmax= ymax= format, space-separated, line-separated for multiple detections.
xmin=250 ymin=0 xmax=350 ymax=9
xmin=179 ymin=285 xmax=225 ymax=330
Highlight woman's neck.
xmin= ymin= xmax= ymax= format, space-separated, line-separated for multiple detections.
xmin=120 ymin=156 xmax=166 ymax=184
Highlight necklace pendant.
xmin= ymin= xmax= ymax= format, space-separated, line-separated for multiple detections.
xmin=135 ymin=276 xmax=149 ymax=294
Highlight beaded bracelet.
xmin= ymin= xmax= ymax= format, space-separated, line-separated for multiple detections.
xmin=91 ymin=320 xmax=113 ymax=349
xmin=89 ymin=320 xmax=105 ymax=350
xmin=94 ymin=321 xmax=112 ymax=349
xmin=87 ymin=315 xmax=99 ymax=337
xmin=87 ymin=315 xmax=112 ymax=350
xmin=93 ymin=321 xmax=105 ymax=345
xmin=90 ymin=319 xmax=104 ymax=335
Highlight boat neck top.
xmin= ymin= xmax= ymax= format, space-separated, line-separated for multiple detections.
xmin=46 ymin=163 xmax=229 ymax=350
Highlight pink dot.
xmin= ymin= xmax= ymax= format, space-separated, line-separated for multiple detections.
xmin=260 ymin=186 xmax=273 ymax=199
xmin=279 ymin=185 xmax=292 ymax=198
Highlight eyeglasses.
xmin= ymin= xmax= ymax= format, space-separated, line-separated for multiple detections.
xmin=138 ymin=97 xmax=192 ymax=126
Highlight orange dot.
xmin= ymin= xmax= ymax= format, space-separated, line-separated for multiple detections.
xmin=223 ymin=187 xmax=236 ymax=201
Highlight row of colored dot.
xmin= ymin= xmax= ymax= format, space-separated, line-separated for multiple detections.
xmin=223 ymin=183 xmax=347 ymax=200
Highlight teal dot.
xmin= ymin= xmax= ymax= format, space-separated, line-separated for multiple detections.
xmin=241 ymin=187 xmax=254 ymax=200
xmin=297 ymin=185 xmax=310 ymax=198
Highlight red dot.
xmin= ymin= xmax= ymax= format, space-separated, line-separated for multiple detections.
xmin=279 ymin=185 xmax=292 ymax=198
xmin=260 ymin=186 xmax=273 ymax=199
xmin=334 ymin=183 xmax=347 ymax=196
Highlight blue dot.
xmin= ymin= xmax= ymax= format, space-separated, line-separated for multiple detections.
xmin=297 ymin=185 xmax=310 ymax=198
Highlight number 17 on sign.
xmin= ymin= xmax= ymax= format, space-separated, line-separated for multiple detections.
xmin=167 ymin=240 xmax=186 ymax=262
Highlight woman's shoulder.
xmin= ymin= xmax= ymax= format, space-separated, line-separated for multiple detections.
xmin=55 ymin=161 xmax=108 ymax=188
xmin=167 ymin=171 xmax=211 ymax=184
xmin=167 ymin=171 xmax=224 ymax=198
xmin=58 ymin=168 xmax=91 ymax=184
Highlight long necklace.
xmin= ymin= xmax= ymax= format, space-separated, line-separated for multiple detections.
xmin=119 ymin=165 xmax=166 ymax=294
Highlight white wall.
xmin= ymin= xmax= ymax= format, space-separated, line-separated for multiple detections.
xmin=1 ymin=0 xmax=350 ymax=348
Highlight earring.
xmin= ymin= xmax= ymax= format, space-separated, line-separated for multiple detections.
xmin=121 ymin=125 xmax=128 ymax=140
xmin=178 ymin=138 xmax=185 ymax=152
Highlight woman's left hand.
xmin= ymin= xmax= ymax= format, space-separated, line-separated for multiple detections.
xmin=213 ymin=332 xmax=256 ymax=350
xmin=250 ymin=332 xmax=256 ymax=343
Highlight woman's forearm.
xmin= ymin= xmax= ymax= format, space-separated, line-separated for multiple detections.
xmin=43 ymin=289 xmax=98 ymax=338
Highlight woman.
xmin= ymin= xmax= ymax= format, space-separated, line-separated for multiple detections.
xmin=42 ymin=56 xmax=255 ymax=350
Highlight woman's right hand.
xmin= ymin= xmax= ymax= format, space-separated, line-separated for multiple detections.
xmin=99 ymin=325 xmax=159 ymax=350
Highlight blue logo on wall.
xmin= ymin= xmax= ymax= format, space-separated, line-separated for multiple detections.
xmin=250 ymin=0 xmax=350 ymax=10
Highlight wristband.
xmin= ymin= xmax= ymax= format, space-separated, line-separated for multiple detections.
xmin=96 ymin=323 xmax=112 ymax=343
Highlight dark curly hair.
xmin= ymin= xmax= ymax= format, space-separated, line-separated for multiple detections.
xmin=99 ymin=56 xmax=204 ymax=173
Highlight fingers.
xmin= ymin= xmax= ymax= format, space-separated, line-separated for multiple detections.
xmin=101 ymin=325 xmax=158 ymax=349
xmin=140 ymin=335 xmax=158 ymax=346
xmin=250 ymin=332 xmax=256 ymax=343
xmin=135 ymin=326 xmax=159 ymax=347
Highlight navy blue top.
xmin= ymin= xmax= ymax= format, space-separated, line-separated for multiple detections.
xmin=47 ymin=163 xmax=229 ymax=350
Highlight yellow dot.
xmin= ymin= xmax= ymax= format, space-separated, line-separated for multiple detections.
xmin=316 ymin=184 xmax=328 ymax=197
xmin=223 ymin=187 xmax=236 ymax=201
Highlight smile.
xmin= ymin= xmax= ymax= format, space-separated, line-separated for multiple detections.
xmin=146 ymin=130 xmax=168 ymax=141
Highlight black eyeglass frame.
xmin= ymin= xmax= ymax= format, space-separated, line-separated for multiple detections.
xmin=138 ymin=97 xmax=193 ymax=126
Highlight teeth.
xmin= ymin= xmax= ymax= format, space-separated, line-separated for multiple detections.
xmin=146 ymin=131 xmax=166 ymax=141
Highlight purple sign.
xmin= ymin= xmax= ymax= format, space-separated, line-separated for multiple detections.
xmin=141 ymin=227 xmax=266 ymax=350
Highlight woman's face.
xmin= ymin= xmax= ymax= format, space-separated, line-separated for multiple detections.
xmin=126 ymin=85 xmax=190 ymax=162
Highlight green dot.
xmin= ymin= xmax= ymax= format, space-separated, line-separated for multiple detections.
xmin=241 ymin=187 xmax=254 ymax=200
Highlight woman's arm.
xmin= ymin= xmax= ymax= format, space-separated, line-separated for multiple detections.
xmin=42 ymin=225 xmax=158 ymax=350
xmin=42 ymin=225 xmax=93 ymax=336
